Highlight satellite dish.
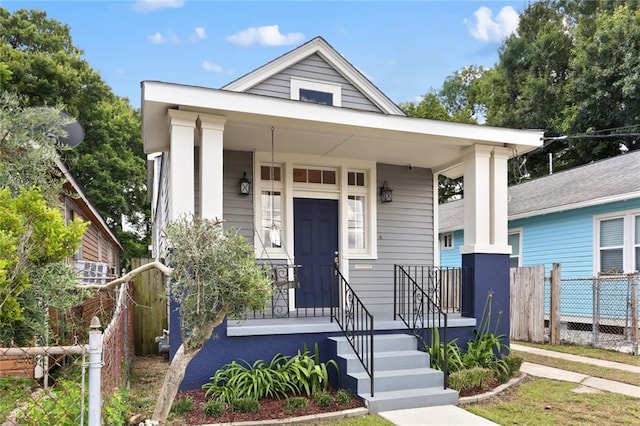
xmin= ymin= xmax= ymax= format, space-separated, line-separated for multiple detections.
xmin=58 ymin=111 xmax=85 ymax=148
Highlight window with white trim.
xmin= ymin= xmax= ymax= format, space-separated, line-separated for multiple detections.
xmin=596 ymin=211 xmax=640 ymax=274
xmin=347 ymin=170 xmax=368 ymax=253
xmin=441 ymin=233 xmax=454 ymax=250
xmin=290 ymin=77 xmax=342 ymax=107
xmin=259 ymin=165 xmax=284 ymax=251
xmin=508 ymin=230 xmax=522 ymax=267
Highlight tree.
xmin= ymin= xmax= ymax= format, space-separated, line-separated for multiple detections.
xmin=88 ymin=216 xmax=272 ymax=424
xmin=0 ymin=8 xmax=149 ymax=265
xmin=0 ymin=94 xmax=88 ymax=343
xmin=399 ymin=67 xmax=487 ymax=203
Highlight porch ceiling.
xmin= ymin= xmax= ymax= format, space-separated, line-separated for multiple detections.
xmin=142 ymin=81 xmax=544 ymax=175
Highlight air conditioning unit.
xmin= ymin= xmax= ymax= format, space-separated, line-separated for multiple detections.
xmin=75 ymin=261 xmax=109 ymax=286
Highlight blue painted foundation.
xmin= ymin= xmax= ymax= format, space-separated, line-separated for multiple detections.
xmin=461 ymin=253 xmax=511 ymax=349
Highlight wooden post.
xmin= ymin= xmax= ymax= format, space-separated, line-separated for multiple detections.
xmin=550 ymin=263 xmax=561 ymax=345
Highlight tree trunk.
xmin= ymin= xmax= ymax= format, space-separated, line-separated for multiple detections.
xmin=152 ymin=343 xmax=198 ymax=424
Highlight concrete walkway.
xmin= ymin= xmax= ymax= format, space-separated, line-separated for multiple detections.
xmin=378 ymin=343 xmax=640 ymax=425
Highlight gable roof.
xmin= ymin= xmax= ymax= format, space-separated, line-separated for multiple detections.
xmin=222 ymin=36 xmax=405 ymax=116
xmin=439 ymin=150 xmax=640 ymax=232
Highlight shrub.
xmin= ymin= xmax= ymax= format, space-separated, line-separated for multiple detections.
xmin=313 ymin=391 xmax=334 ymax=407
xmin=284 ymin=396 xmax=308 ymax=414
xmin=104 ymin=388 xmax=129 ymax=426
xmin=202 ymin=400 xmax=225 ymax=417
xmin=335 ymin=388 xmax=353 ymax=405
xmin=496 ymin=354 xmax=523 ymax=382
xmin=17 ymin=378 xmax=87 ymax=425
xmin=231 ymin=398 xmax=260 ymax=413
xmin=448 ymin=367 xmax=494 ymax=393
xmin=170 ymin=397 xmax=194 ymax=415
xmin=282 ymin=342 xmax=339 ymax=396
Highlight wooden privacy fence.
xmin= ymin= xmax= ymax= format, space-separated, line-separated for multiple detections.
xmin=510 ymin=265 xmax=545 ymax=343
xmin=131 ymin=258 xmax=168 ymax=355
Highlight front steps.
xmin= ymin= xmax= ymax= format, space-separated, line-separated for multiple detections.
xmin=328 ymin=334 xmax=458 ymax=413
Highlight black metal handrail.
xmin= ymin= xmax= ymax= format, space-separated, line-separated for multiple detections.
xmin=394 ymin=264 xmax=449 ymax=389
xmin=396 ymin=266 xmax=464 ymax=313
xmin=330 ymin=266 xmax=375 ymax=397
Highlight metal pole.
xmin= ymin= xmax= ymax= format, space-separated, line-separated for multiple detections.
xmin=88 ymin=316 xmax=103 ymax=426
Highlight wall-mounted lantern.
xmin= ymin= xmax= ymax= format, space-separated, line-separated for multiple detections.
xmin=380 ymin=181 xmax=393 ymax=203
xmin=239 ymin=171 xmax=251 ymax=195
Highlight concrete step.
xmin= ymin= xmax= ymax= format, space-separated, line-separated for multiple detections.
xmin=328 ymin=334 xmax=418 ymax=354
xmin=340 ymin=350 xmax=430 ymax=374
xmin=346 ymin=367 xmax=444 ymax=394
xmin=361 ymin=387 xmax=459 ymax=413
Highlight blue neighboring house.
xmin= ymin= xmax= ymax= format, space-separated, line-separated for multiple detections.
xmin=439 ymin=150 xmax=640 ymax=278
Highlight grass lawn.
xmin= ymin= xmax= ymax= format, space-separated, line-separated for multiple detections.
xmin=467 ymin=377 xmax=640 ymax=425
xmin=465 ymin=342 xmax=640 ymax=425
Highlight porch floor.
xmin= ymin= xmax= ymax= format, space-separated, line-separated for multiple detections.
xmin=227 ymin=314 xmax=475 ymax=336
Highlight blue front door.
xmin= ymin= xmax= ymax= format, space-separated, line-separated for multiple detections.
xmin=293 ymin=198 xmax=338 ymax=308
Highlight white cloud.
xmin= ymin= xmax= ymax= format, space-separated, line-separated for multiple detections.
xmin=202 ymin=60 xmax=233 ymax=75
xmin=466 ymin=6 xmax=519 ymax=42
xmin=226 ymin=25 xmax=305 ymax=47
xmin=132 ymin=0 xmax=184 ymax=13
xmin=147 ymin=31 xmax=180 ymax=45
xmin=191 ymin=27 xmax=206 ymax=42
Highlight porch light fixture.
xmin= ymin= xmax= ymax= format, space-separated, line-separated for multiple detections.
xmin=239 ymin=171 xmax=251 ymax=195
xmin=380 ymin=181 xmax=393 ymax=203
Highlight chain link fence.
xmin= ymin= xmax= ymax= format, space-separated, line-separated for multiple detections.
xmin=0 ymin=283 xmax=133 ymax=425
xmin=546 ymin=274 xmax=640 ymax=353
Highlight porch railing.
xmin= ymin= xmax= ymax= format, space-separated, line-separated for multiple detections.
xmin=248 ymin=264 xmax=335 ymax=319
xmin=394 ymin=265 xmax=449 ymax=389
xmin=396 ymin=265 xmax=465 ymax=313
xmin=330 ymin=266 xmax=375 ymax=397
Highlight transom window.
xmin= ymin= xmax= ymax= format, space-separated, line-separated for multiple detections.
xmin=293 ymin=168 xmax=336 ymax=184
xmin=290 ymin=77 xmax=342 ymax=107
xmin=348 ymin=171 xmax=366 ymax=187
xmin=596 ymin=211 xmax=640 ymax=274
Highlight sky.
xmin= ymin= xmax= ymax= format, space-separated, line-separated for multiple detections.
xmin=3 ymin=0 xmax=530 ymax=109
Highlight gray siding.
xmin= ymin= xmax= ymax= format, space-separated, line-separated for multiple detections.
xmin=246 ymin=54 xmax=383 ymax=113
xmin=193 ymin=149 xmax=254 ymax=243
xmin=349 ymin=164 xmax=434 ymax=317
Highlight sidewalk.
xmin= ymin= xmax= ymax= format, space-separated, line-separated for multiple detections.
xmin=379 ymin=343 xmax=640 ymax=425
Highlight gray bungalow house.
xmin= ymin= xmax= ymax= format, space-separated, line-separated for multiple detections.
xmin=142 ymin=37 xmax=542 ymax=411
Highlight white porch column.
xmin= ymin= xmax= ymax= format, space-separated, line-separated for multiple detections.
xmin=167 ymin=109 xmax=197 ymax=221
xmin=198 ymin=113 xmax=226 ymax=221
xmin=460 ymin=145 xmax=492 ymax=253
xmin=490 ymin=147 xmax=511 ymax=248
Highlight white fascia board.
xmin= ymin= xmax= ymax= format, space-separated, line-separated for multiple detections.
xmin=223 ymin=37 xmax=404 ymax=115
xmin=143 ymin=82 xmax=544 ymax=148
xmin=55 ymin=158 xmax=124 ymax=251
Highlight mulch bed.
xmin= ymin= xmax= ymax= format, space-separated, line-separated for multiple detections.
xmin=174 ymin=388 xmax=364 ymax=425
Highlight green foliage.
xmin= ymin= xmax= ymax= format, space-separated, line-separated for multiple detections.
xmin=203 ymin=343 xmax=339 ymax=402
xmin=0 ymin=186 xmax=87 ymax=336
xmin=285 ymin=342 xmax=338 ymax=397
xmin=104 ymin=388 xmax=130 ymax=426
xmin=170 ymin=396 xmax=193 ymax=415
xmin=335 ymin=388 xmax=353 ymax=405
xmin=0 ymin=8 xmax=149 ymax=262
xmin=18 ymin=378 xmax=87 ymax=425
xmin=165 ymin=216 xmax=272 ymax=351
xmin=231 ymin=398 xmax=260 ymax=413
xmin=499 ymin=354 xmax=523 ymax=382
xmin=0 ymin=377 xmax=32 ymax=418
xmin=202 ymin=400 xmax=225 ymax=417
xmin=448 ymin=367 xmax=494 ymax=393
xmin=284 ymin=396 xmax=308 ymax=414
xmin=313 ymin=390 xmax=334 ymax=407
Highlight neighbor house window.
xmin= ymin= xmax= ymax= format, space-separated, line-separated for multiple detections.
xmin=508 ymin=230 xmax=522 ymax=267
xmin=596 ymin=211 xmax=640 ymax=274
xmin=290 ymin=77 xmax=342 ymax=107
xmin=441 ymin=233 xmax=454 ymax=251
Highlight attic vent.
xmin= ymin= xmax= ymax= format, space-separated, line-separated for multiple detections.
xmin=75 ymin=261 xmax=109 ymax=286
